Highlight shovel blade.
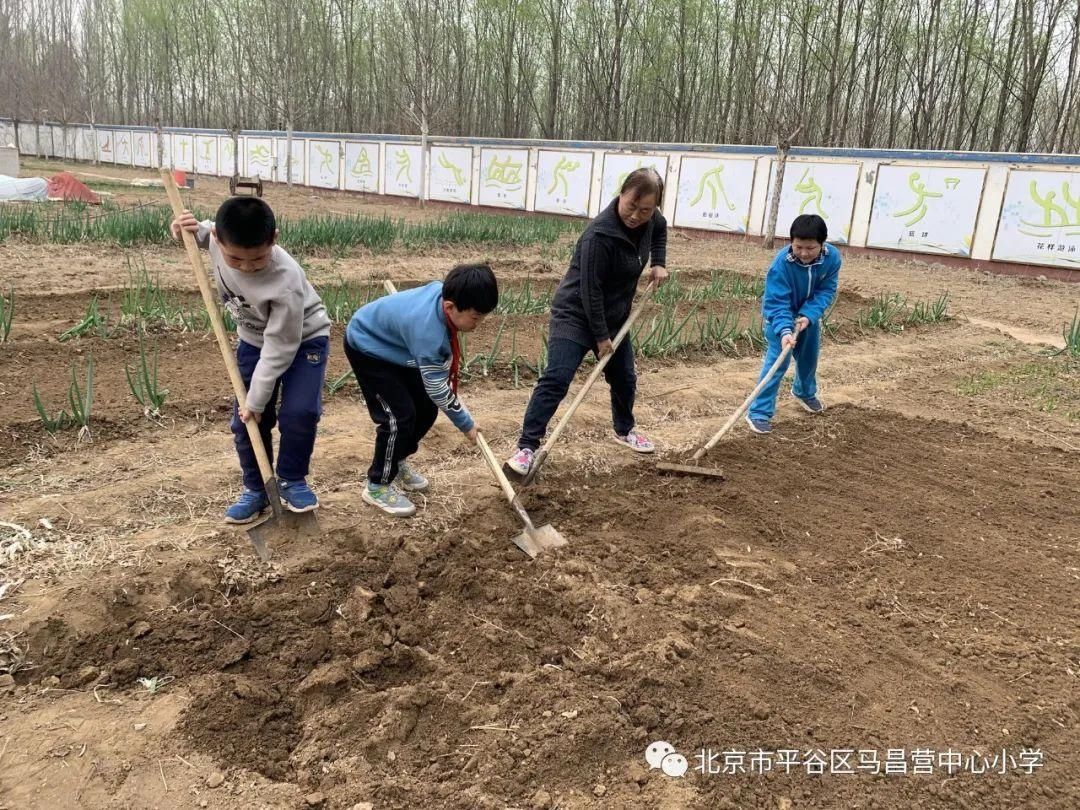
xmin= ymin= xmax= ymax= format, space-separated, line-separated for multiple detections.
xmin=656 ymin=462 xmax=725 ymax=479
xmin=511 ymin=523 xmax=568 ymax=559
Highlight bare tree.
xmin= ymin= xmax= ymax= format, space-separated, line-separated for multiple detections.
xmin=0 ymin=0 xmax=1077 ymax=153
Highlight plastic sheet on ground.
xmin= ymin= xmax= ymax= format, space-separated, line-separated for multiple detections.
xmin=0 ymin=174 xmax=47 ymax=202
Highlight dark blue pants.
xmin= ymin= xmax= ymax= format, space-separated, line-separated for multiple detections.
xmin=748 ymin=321 xmax=821 ymax=421
xmin=518 ymin=336 xmax=636 ymax=451
xmin=231 ymin=336 xmax=329 ymax=491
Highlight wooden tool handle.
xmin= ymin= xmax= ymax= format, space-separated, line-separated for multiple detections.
xmin=540 ymin=279 xmax=657 ymax=453
xmin=475 ymin=431 xmax=519 ymax=506
xmin=691 ymin=342 xmax=794 ymax=460
xmin=160 ymin=170 xmax=275 ymax=483
xmin=382 ymin=279 xmax=397 ymax=295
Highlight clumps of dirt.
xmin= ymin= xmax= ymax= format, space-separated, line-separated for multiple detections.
xmin=23 ymin=408 xmax=1080 ymax=808
xmin=216 ymin=552 xmax=284 ymax=597
xmin=187 ymin=677 xmax=302 ymax=781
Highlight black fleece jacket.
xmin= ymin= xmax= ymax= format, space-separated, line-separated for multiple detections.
xmin=549 ymin=198 xmax=667 ymax=348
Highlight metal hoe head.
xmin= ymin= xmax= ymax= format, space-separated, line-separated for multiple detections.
xmin=655 ymin=461 xmax=725 ymax=479
xmin=245 ymin=478 xmax=320 ymax=562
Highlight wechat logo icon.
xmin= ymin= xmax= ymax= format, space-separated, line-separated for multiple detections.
xmin=645 ymin=740 xmax=688 ymax=778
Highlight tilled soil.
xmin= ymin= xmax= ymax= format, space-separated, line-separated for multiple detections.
xmin=17 ymin=408 xmax=1079 ymax=809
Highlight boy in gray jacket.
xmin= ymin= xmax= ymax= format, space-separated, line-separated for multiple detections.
xmin=170 ymin=198 xmax=331 ymax=523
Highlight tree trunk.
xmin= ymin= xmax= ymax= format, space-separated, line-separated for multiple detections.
xmin=764 ymin=124 xmax=802 ymax=249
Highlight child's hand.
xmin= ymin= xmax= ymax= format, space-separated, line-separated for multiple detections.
xmin=649 ymin=265 xmax=669 ymax=286
xmin=170 ymin=209 xmax=199 ymax=241
xmin=597 ymin=338 xmax=614 ymax=358
xmin=238 ymin=407 xmax=262 ymax=424
xmin=781 ymin=333 xmax=798 ymax=350
xmin=464 ymin=426 xmax=478 ymax=444
xmin=795 ymin=316 xmax=810 ymax=332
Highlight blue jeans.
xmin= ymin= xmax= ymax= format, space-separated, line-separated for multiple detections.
xmin=231 ymin=336 xmax=329 ymax=491
xmin=518 ymin=337 xmax=636 ymax=451
xmin=748 ymin=321 xmax=820 ymax=421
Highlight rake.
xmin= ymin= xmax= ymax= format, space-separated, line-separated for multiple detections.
xmin=657 ymin=342 xmax=794 ymax=479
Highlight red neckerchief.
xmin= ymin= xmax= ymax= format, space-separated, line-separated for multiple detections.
xmin=445 ymin=307 xmax=461 ymax=393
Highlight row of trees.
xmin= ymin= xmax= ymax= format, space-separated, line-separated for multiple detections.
xmin=2 ymin=0 xmax=1079 ymax=153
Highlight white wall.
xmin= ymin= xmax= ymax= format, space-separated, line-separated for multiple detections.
xmin=3 ymin=119 xmax=1078 ymax=271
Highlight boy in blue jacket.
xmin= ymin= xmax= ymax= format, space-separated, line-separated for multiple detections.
xmin=746 ymin=214 xmax=841 ymax=435
xmin=344 ymin=264 xmax=498 ymax=516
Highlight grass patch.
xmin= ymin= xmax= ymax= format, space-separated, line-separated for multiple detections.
xmin=1060 ymin=308 xmax=1079 ymax=358
xmin=853 ymin=292 xmax=950 ymax=333
xmin=59 ymin=296 xmax=109 ymax=341
xmin=652 ymin=270 xmax=764 ymax=305
xmin=400 ymin=212 xmax=580 ymax=249
xmin=319 ymin=279 xmax=384 ymax=323
xmin=125 ymin=336 xmax=168 ymax=417
xmin=0 ymin=287 xmax=12 ymax=343
xmin=0 ymin=204 xmax=583 ymax=255
xmin=278 ymin=214 xmax=398 ymax=253
xmin=0 ymin=200 xmax=179 ymax=246
xmin=32 ymin=355 xmax=95 ymax=434
xmin=958 ymin=358 xmax=1079 ymax=420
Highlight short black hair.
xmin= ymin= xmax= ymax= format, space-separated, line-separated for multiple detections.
xmin=215 ymin=197 xmax=276 ymax=248
xmin=444 ymin=263 xmax=498 ymax=313
xmin=790 ymin=214 xmax=827 ymax=244
xmin=620 ymin=167 xmax=665 ymax=208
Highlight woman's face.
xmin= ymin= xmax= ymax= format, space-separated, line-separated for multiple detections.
xmin=617 ymin=191 xmax=657 ymax=229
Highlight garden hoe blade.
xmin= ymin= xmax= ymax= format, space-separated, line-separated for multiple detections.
xmin=245 ymin=477 xmax=320 ymax=562
xmin=655 ymin=461 xmax=725 ymax=479
xmin=656 ymin=343 xmax=794 ymax=480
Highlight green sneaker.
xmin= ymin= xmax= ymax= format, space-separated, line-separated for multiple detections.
xmin=362 ymin=482 xmax=416 ymax=517
xmin=396 ymin=461 xmax=429 ymax=493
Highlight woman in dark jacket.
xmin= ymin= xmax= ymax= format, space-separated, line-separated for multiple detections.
xmin=506 ymin=168 xmax=668 ymax=476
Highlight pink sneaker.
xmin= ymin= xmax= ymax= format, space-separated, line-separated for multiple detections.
xmin=506 ymin=447 xmax=535 ymax=475
xmin=613 ymin=429 xmax=655 ymax=454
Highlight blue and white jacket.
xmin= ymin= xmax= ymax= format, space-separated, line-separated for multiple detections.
xmin=761 ymin=243 xmax=842 ymax=339
xmin=345 ymin=281 xmax=474 ymax=432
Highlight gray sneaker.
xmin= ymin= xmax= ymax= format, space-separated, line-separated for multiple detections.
xmin=362 ymin=482 xmax=416 ymax=517
xmin=396 ymin=461 xmax=429 ymax=493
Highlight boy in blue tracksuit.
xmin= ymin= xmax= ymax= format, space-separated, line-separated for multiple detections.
xmin=344 ymin=264 xmax=498 ymax=516
xmin=746 ymin=214 xmax=841 ymax=435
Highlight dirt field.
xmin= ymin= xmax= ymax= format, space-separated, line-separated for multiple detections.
xmin=1 ymin=164 xmax=1078 ymax=809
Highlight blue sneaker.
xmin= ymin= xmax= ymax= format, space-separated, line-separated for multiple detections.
xmin=745 ymin=414 xmax=773 ymax=435
xmin=225 ymin=488 xmax=270 ymax=524
xmin=279 ymin=479 xmax=319 ymax=513
xmin=794 ymin=395 xmax=826 ymax=414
